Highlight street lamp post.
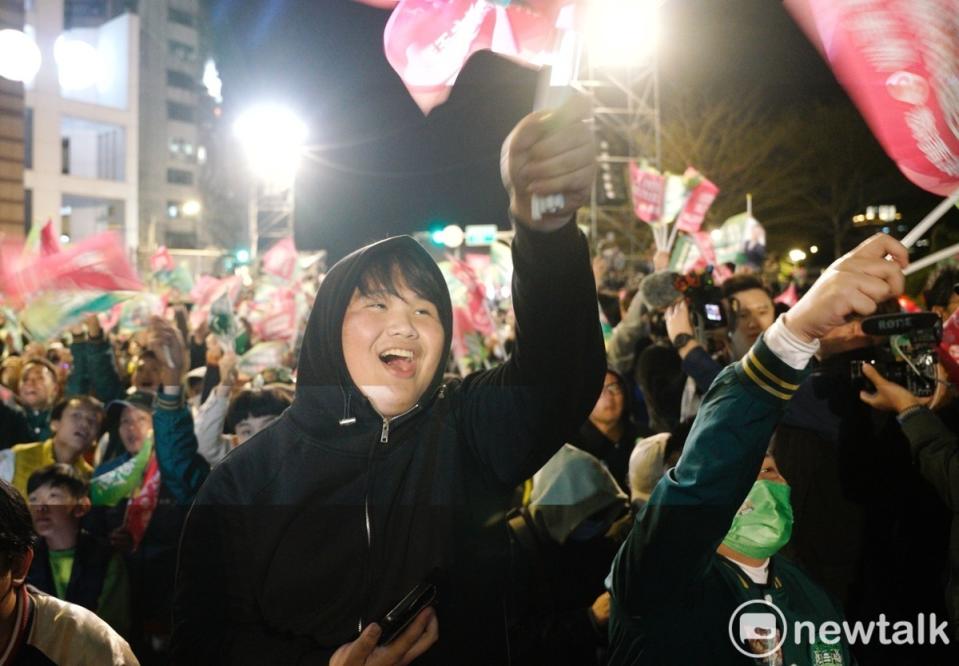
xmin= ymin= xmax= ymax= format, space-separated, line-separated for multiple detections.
xmin=234 ymin=104 xmax=308 ymax=259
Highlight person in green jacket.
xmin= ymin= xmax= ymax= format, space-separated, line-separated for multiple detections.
xmin=609 ymin=234 xmax=912 ymax=666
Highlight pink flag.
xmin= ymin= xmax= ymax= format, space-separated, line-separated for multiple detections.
xmin=448 ymin=256 xmax=494 ymax=336
xmin=676 ymin=174 xmax=719 ymax=233
xmin=39 ymin=220 xmax=61 ymax=256
xmin=381 ymin=0 xmax=569 ymax=114
xmin=690 ymin=231 xmax=732 ymax=282
xmin=260 ymin=237 xmax=298 ymax=282
xmin=630 ymin=161 xmax=665 ymax=223
xmin=0 ymin=232 xmax=142 ymax=304
xmin=785 ymin=0 xmax=959 ymax=196
xmin=150 ymin=246 xmax=175 ymax=273
xmin=940 ymin=307 xmax=959 ymax=388
xmin=252 ymin=288 xmax=298 ymax=343
xmin=774 ymin=283 xmax=799 ymax=307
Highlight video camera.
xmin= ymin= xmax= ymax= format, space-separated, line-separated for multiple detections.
xmin=850 ymin=312 xmax=942 ymax=397
xmin=674 ymin=266 xmax=728 ymax=333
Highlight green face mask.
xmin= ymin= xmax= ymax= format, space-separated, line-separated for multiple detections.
xmin=721 ymin=480 xmax=793 ymax=560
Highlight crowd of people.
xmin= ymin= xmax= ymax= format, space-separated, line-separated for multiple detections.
xmin=0 ymin=94 xmax=957 ymax=666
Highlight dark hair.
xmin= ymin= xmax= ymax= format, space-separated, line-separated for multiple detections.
xmin=19 ymin=358 xmax=59 ymax=385
xmin=136 ymin=349 xmax=160 ymax=365
xmin=721 ymin=274 xmax=769 ymax=301
xmin=26 ymin=463 xmax=89 ymax=498
xmin=224 ymin=387 xmax=293 ymax=434
xmin=924 ymin=267 xmax=959 ymax=308
xmin=51 ymin=395 xmax=105 ymax=422
xmin=356 ymin=243 xmax=447 ymax=311
xmin=0 ymin=479 xmax=36 ymax=569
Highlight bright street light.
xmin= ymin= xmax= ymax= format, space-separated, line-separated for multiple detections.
xmin=0 ymin=29 xmax=41 ymax=83
xmin=809 ymin=245 xmax=819 ymax=254
xmin=788 ymin=248 xmax=807 ymax=263
xmin=54 ymin=35 xmax=101 ymax=90
xmin=233 ymin=104 xmax=308 ymax=184
xmin=586 ymin=0 xmax=661 ymax=67
xmin=182 ymin=200 xmax=202 ymax=217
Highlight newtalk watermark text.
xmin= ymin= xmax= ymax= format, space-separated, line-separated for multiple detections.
xmin=792 ymin=614 xmax=950 ymax=646
xmin=731 ymin=601 xmax=950 ymax=659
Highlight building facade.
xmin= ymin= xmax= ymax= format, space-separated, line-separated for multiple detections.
xmin=23 ymin=0 xmax=139 ymax=253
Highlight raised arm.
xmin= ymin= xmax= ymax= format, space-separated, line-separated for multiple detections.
xmin=457 ymin=94 xmax=606 ymax=486
xmin=611 ymin=233 xmax=909 ymax=617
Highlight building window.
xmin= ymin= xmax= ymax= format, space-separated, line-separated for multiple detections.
xmin=166 ymin=231 xmax=197 ymax=249
xmin=167 ymin=168 xmax=194 ymax=186
xmin=167 ymin=101 xmax=195 ymax=123
xmin=24 ymin=109 xmax=33 ymax=169
xmin=167 ymin=69 xmax=195 ymax=90
xmin=169 ymin=40 xmax=196 ymax=63
xmin=168 ymin=8 xmax=195 ymax=27
xmin=60 ymin=116 xmax=125 ymax=181
xmin=24 ymin=189 xmax=32 ymax=234
xmin=169 ymin=137 xmax=195 ymax=161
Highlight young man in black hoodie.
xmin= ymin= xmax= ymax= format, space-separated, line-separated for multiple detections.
xmin=172 ymin=95 xmax=606 ymax=664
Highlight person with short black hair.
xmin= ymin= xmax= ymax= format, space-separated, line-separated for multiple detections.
xmin=16 ymin=358 xmax=61 ymax=443
xmin=0 ymin=396 xmax=103 ymax=497
xmin=0 ymin=478 xmax=137 ymax=664
xmin=173 ymin=95 xmax=605 ymax=665
xmin=25 ymin=464 xmax=130 ymax=635
xmin=924 ymin=266 xmax=959 ymax=322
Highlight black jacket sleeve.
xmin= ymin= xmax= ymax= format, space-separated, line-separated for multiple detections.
xmin=899 ymin=407 xmax=959 ymax=511
xmin=455 ymin=219 xmax=606 ymax=487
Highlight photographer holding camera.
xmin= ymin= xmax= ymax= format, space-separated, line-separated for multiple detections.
xmin=858 ymin=301 xmax=959 ymax=641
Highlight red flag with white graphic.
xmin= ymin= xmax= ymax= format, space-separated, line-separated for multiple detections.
xmin=784 ymin=0 xmax=959 ymax=196
xmin=630 ymin=161 xmax=666 ymax=223
xmin=150 ymin=246 xmax=175 ymax=273
xmin=380 ymin=0 xmax=570 ymax=114
xmin=676 ymin=173 xmax=719 ymax=233
xmin=260 ymin=238 xmax=298 ymax=281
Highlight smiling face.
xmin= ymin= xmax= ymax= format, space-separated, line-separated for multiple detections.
xmin=341 ymin=273 xmax=445 ymax=418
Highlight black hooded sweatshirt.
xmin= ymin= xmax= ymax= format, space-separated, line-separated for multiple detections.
xmin=172 ymin=223 xmax=605 ymax=664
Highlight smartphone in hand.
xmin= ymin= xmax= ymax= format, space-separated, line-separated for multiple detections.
xmin=377 ymin=581 xmax=437 ymax=646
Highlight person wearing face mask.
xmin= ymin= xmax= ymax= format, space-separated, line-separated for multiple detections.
xmin=608 ymin=234 xmax=910 ymax=666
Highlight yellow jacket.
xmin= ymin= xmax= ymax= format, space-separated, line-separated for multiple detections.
xmin=0 ymin=439 xmax=94 ymax=497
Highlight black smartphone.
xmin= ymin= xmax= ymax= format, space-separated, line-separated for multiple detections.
xmin=377 ymin=581 xmax=437 ymax=646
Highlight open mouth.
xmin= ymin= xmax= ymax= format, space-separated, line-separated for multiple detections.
xmin=378 ymin=348 xmax=416 ymax=377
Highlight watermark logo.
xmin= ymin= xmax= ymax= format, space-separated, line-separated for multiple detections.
xmin=728 ymin=598 xmax=951 ymax=659
xmin=728 ymin=600 xmax=787 ymax=659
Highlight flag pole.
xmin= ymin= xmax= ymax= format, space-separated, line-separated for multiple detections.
xmin=900 ymin=185 xmax=959 ymax=249
xmin=903 ymin=241 xmax=959 ymax=276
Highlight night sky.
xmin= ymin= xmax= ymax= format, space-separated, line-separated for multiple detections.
xmin=205 ymin=0 xmax=940 ymax=262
